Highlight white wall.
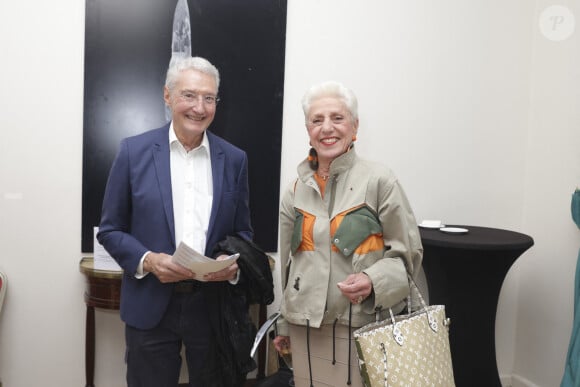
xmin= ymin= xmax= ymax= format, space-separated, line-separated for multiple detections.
xmin=0 ymin=1 xmax=578 ymax=386
xmin=513 ymin=1 xmax=580 ymax=386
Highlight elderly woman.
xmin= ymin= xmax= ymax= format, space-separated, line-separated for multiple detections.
xmin=273 ymin=81 xmax=423 ymax=387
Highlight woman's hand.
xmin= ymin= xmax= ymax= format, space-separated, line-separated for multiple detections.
xmin=337 ymin=272 xmax=373 ymax=304
xmin=273 ymin=335 xmax=291 ymax=355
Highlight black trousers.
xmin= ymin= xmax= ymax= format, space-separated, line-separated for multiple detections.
xmin=125 ymin=288 xmax=211 ymax=387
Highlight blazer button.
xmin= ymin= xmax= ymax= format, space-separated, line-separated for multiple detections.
xmin=334 ymin=238 xmax=340 ymax=244
xmin=343 ymin=248 xmax=350 ymax=255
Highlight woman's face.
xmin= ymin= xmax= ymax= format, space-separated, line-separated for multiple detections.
xmin=306 ymin=96 xmax=359 ymax=166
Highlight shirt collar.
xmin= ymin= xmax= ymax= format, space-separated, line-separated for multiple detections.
xmin=168 ymin=122 xmax=210 ymax=154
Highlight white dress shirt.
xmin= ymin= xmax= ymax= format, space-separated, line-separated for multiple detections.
xmin=169 ymin=126 xmax=213 ymax=253
xmin=136 ymin=124 xmax=212 ymax=277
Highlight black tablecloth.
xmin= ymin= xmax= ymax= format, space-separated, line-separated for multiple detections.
xmin=420 ymin=225 xmax=534 ymax=251
xmin=420 ymin=225 xmax=533 ymax=387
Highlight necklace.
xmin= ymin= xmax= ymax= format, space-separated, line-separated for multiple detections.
xmin=315 ymin=172 xmax=329 ymax=181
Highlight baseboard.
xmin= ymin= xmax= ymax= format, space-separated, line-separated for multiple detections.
xmin=500 ymin=374 xmax=512 ymax=387
xmin=511 ymin=374 xmax=542 ymax=387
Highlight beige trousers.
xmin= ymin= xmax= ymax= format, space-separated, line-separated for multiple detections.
xmin=289 ymin=323 xmax=363 ymax=387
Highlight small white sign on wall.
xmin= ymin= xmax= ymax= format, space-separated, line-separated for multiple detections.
xmin=93 ymin=227 xmax=122 ymax=271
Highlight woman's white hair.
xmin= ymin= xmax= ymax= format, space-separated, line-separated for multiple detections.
xmin=301 ymin=81 xmax=358 ymax=123
xmin=165 ymin=56 xmax=220 ymax=92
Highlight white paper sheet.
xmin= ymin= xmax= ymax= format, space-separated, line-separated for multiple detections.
xmin=93 ymin=227 xmax=123 ymax=272
xmin=171 ymin=241 xmax=239 ymax=281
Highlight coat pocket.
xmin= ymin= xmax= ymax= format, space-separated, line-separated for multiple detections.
xmin=291 ymin=208 xmax=316 ymax=254
xmin=332 ymin=205 xmax=383 ymax=256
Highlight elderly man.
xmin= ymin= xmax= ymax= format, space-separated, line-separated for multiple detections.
xmin=98 ymin=56 xmax=253 ymax=387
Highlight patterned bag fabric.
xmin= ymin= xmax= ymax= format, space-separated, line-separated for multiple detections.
xmin=353 ymin=278 xmax=455 ymax=387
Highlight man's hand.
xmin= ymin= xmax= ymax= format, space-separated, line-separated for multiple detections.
xmin=144 ymin=252 xmax=196 ymax=283
xmin=203 ymin=254 xmax=239 ymax=282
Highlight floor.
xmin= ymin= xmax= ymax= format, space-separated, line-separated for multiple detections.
xmin=178 ymin=379 xmax=256 ymax=386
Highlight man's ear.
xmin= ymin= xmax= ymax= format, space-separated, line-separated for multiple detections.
xmin=163 ymin=86 xmax=171 ymax=106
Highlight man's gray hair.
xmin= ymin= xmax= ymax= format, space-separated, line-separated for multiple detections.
xmin=165 ymin=56 xmax=220 ymax=92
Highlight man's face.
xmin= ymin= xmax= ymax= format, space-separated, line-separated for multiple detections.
xmin=164 ymin=68 xmax=218 ymax=142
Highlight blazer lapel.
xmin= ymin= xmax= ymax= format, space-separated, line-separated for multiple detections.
xmin=152 ymin=129 xmax=176 ymax=246
xmin=207 ymin=132 xmax=225 ymax=252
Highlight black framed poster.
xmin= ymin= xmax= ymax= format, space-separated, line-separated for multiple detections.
xmin=82 ymin=0 xmax=287 ymax=252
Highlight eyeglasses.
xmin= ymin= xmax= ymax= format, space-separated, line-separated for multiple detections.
xmin=178 ymin=91 xmax=220 ymax=106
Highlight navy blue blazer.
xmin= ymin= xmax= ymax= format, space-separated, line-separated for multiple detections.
xmin=97 ymin=124 xmax=253 ymax=329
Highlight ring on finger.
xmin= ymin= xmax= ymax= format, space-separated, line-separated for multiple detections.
xmin=356 ymin=295 xmax=363 ymax=304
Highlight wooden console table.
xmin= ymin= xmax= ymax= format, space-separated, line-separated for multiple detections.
xmin=79 ymin=256 xmax=272 ymax=386
xmin=79 ymin=257 xmax=122 ymax=387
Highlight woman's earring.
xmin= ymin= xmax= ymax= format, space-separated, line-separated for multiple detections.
xmin=308 ymin=147 xmax=318 ymax=170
